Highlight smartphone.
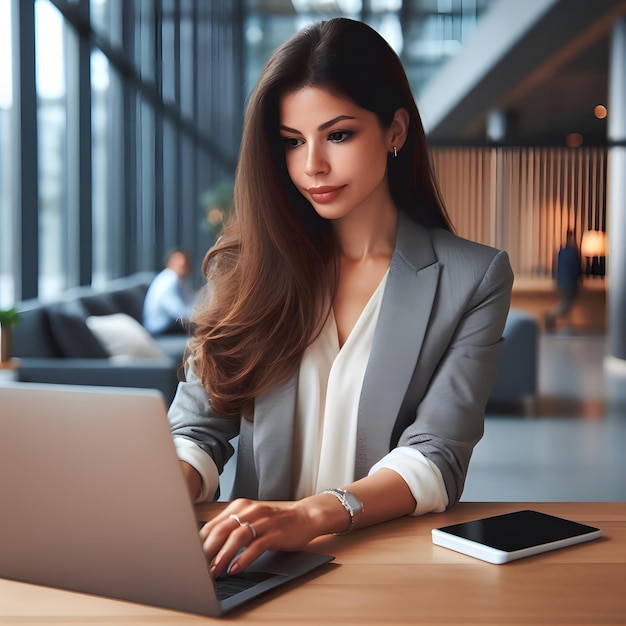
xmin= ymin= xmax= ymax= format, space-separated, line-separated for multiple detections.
xmin=431 ymin=509 xmax=602 ymax=564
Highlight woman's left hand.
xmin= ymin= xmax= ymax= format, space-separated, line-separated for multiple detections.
xmin=199 ymin=498 xmax=320 ymax=578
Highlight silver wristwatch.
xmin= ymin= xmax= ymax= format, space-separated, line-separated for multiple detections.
xmin=321 ymin=488 xmax=364 ymax=535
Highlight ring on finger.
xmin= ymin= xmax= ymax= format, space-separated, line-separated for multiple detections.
xmin=228 ymin=513 xmax=257 ymax=541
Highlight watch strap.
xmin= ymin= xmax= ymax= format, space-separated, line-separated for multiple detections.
xmin=321 ymin=488 xmax=363 ymax=535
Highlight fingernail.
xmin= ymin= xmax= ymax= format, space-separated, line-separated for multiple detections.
xmin=210 ymin=565 xmax=217 ymax=578
xmin=227 ymin=560 xmax=240 ymax=576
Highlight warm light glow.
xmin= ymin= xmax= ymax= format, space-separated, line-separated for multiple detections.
xmin=594 ymin=105 xmax=607 ymax=119
xmin=580 ymin=231 xmax=606 ymax=257
xmin=565 ymin=133 xmax=583 ymax=148
xmin=207 ymin=207 xmax=224 ymax=227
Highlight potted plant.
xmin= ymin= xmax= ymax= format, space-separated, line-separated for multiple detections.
xmin=200 ymin=178 xmax=234 ymax=243
xmin=0 ymin=307 xmax=20 ymax=363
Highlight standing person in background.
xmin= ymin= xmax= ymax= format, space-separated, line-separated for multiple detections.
xmin=143 ymin=248 xmax=194 ymax=335
xmin=167 ymin=18 xmax=513 ymax=578
xmin=545 ymin=230 xmax=582 ymax=332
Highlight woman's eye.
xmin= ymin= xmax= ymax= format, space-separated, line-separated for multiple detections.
xmin=283 ymin=137 xmax=304 ymax=149
xmin=328 ymin=131 xmax=352 ymax=143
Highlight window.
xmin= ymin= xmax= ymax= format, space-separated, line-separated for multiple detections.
xmin=35 ymin=0 xmax=68 ymax=299
xmin=90 ymin=0 xmax=123 ymax=50
xmin=0 ymin=0 xmax=14 ymax=307
xmin=9 ymin=0 xmax=241 ymax=302
xmin=91 ymin=48 xmax=120 ymax=287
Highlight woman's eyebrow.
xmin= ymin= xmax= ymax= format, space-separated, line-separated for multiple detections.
xmin=279 ymin=115 xmax=356 ymax=135
xmin=318 ymin=115 xmax=356 ymax=130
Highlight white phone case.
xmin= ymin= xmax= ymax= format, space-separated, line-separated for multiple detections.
xmin=432 ymin=509 xmax=602 ymax=564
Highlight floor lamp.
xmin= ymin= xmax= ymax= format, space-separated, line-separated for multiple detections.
xmin=580 ymin=231 xmax=606 ymax=277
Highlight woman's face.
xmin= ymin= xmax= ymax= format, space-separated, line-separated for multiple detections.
xmin=279 ymin=86 xmax=395 ymax=223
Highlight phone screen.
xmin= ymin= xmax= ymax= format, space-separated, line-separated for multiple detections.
xmin=437 ymin=510 xmax=600 ymax=551
xmin=432 ymin=510 xmax=602 ymax=563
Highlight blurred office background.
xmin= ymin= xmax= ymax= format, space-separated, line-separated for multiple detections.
xmin=1 ymin=0 xmax=625 ymax=500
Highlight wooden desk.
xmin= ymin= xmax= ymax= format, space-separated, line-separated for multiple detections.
xmin=1 ymin=502 xmax=624 ymax=625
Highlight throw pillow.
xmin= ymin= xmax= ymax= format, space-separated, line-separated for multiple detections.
xmin=47 ymin=301 xmax=109 ymax=359
xmin=86 ymin=313 xmax=166 ymax=360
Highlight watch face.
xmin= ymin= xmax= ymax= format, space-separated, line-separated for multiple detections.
xmin=344 ymin=491 xmax=364 ymax=514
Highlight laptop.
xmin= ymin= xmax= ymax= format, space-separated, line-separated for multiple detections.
xmin=0 ymin=382 xmax=334 ymax=617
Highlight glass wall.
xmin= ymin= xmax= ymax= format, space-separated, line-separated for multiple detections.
xmin=91 ymin=48 xmax=117 ymax=286
xmin=4 ymin=0 xmax=242 ymax=304
xmin=244 ymin=0 xmax=496 ymax=101
xmin=0 ymin=0 xmax=14 ymax=307
xmin=36 ymin=0 xmax=68 ymax=299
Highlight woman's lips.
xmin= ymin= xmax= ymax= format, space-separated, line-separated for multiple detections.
xmin=307 ymin=185 xmax=346 ymax=203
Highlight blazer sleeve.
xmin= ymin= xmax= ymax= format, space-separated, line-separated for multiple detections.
xmin=167 ymin=361 xmax=240 ymax=476
xmin=396 ymin=248 xmax=514 ymax=506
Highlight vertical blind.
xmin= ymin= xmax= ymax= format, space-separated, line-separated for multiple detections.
xmin=432 ymin=146 xmax=607 ymax=278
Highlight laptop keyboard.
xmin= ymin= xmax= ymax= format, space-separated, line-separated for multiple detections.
xmin=197 ymin=521 xmax=276 ymax=601
xmin=214 ymin=571 xmax=274 ymax=601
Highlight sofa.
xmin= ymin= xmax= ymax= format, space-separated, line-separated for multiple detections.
xmin=12 ymin=274 xmax=536 ymax=412
xmin=12 ymin=273 xmax=189 ymax=403
xmin=488 ymin=309 xmax=538 ymax=411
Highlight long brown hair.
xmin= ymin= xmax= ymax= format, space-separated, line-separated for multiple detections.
xmin=190 ymin=18 xmax=452 ymax=416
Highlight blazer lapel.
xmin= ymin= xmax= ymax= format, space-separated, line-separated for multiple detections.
xmin=355 ymin=214 xmax=441 ymax=477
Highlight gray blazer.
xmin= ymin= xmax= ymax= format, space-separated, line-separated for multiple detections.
xmin=168 ymin=212 xmax=513 ymax=506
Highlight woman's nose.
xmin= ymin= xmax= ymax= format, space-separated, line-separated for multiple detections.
xmin=304 ymin=145 xmax=329 ymax=177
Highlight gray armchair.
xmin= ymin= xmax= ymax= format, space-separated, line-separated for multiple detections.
xmin=488 ymin=309 xmax=538 ymax=411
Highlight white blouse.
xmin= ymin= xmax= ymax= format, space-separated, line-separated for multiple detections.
xmin=292 ymin=270 xmax=448 ymax=515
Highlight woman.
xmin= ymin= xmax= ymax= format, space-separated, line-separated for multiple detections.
xmin=169 ymin=17 xmax=513 ymax=577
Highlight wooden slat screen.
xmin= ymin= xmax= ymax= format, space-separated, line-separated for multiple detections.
xmin=431 ymin=147 xmax=607 ymax=278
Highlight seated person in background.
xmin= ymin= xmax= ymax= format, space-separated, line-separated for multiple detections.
xmin=143 ymin=249 xmax=194 ymax=335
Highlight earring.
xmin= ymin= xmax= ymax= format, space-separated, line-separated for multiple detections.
xmin=393 ymin=146 xmax=398 ymax=158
